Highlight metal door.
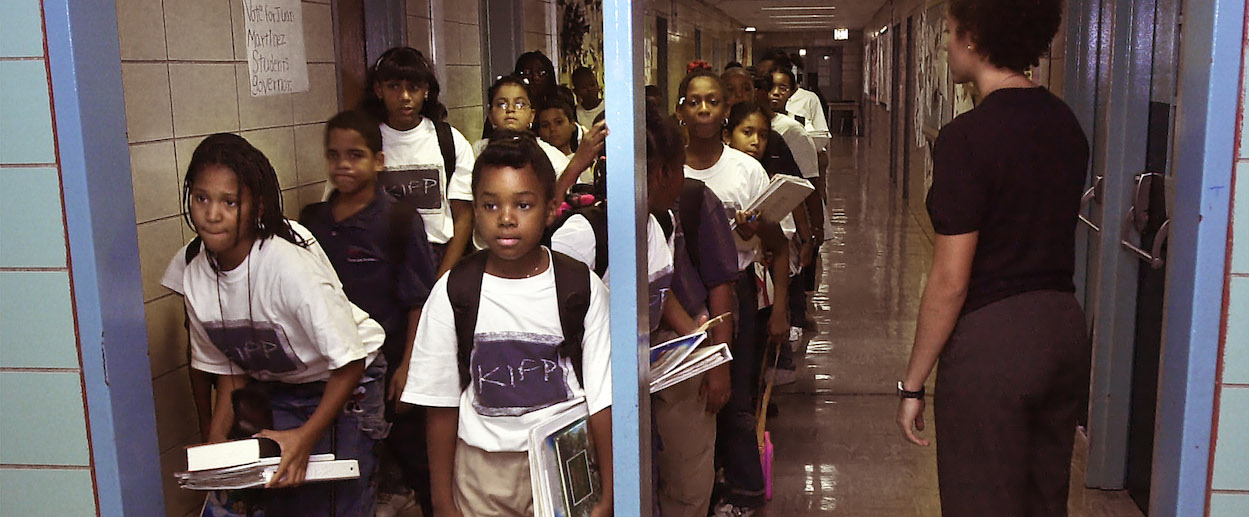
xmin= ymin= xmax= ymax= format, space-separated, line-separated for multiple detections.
xmin=1066 ymin=0 xmax=1182 ymax=504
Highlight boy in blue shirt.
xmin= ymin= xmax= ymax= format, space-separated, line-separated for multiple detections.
xmin=401 ymin=132 xmax=613 ymax=516
xmin=300 ymin=110 xmax=439 ymax=515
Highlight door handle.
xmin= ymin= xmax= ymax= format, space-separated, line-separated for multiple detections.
xmin=1078 ymin=175 xmax=1104 ymax=232
xmin=1120 ymin=172 xmax=1167 ymax=269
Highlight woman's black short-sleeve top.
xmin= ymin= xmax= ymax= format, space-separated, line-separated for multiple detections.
xmin=926 ymin=87 xmax=1090 ymax=315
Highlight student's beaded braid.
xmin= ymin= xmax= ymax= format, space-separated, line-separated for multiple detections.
xmin=181 ymin=133 xmax=306 ymax=272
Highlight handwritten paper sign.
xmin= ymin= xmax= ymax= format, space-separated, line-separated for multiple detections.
xmin=242 ymin=0 xmax=309 ymax=97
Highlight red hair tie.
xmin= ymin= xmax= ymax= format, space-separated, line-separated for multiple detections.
xmin=686 ymin=60 xmax=712 ymax=73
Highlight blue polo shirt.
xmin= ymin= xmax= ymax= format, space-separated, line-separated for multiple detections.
xmin=300 ymin=187 xmax=438 ymax=352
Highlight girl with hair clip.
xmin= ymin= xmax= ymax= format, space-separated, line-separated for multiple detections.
xmin=677 ymin=68 xmax=794 ymax=517
xmin=363 ymin=46 xmax=476 ymax=278
xmin=894 ymin=1 xmax=1090 ymax=515
xmin=166 ymin=133 xmax=388 ymax=516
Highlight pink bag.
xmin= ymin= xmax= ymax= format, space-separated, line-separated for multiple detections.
xmin=760 ymin=431 xmax=774 ymax=500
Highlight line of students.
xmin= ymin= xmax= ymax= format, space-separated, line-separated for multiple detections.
xmin=169 ymin=45 xmax=824 ymax=517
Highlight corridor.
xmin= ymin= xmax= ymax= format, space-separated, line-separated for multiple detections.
xmin=763 ymin=134 xmax=1148 ymax=516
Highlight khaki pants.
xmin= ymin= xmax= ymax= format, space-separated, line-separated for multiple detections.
xmin=453 ymin=439 xmax=534 ymax=516
xmin=653 ymin=373 xmax=718 ymax=517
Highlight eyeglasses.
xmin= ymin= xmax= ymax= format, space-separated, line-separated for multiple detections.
xmin=493 ymin=99 xmax=531 ymax=111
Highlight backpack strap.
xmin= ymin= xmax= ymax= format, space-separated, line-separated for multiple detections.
xmin=679 ymin=178 xmax=705 ymax=272
xmin=550 ymin=250 xmax=590 ymax=387
xmin=184 ymin=236 xmax=203 ymax=265
xmin=447 ymin=250 xmax=591 ymax=391
xmin=434 ymin=121 xmax=458 ymax=183
xmin=447 ymin=250 xmax=489 ymax=391
xmin=654 ymin=209 xmax=675 ymax=240
xmin=579 ymin=206 xmax=609 ymax=278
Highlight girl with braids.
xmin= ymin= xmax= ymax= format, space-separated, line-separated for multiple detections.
xmin=165 ymin=133 xmax=388 ymax=516
xmin=677 ymin=68 xmax=793 ymax=517
xmin=895 ymin=0 xmax=1089 ymax=515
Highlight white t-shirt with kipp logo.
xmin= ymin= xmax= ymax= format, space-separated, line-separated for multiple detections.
xmin=400 ymin=248 xmax=612 ymax=453
xmin=380 ymin=119 xmax=475 ymax=244
xmin=684 ymin=145 xmax=796 ymax=272
xmin=164 ymin=235 xmax=385 ymax=384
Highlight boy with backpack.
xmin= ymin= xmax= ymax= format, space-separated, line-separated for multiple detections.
xmin=299 ymin=110 xmax=440 ymax=516
xmin=400 ymin=132 xmax=613 ymax=516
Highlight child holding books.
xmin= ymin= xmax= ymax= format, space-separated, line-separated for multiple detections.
xmin=299 ymin=110 xmax=440 ymax=515
xmin=645 ymin=100 xmax=739 ymax=517
xmin=166 ymin=133 xmax=388 ymax=516
xmin=677 ymin=67 xmax=794 ymax=516
xmin=401 ymin=132 xmax=613 ymax=516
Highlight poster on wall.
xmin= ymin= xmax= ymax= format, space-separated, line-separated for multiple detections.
xmin=916 ymin=0 xmax=949 ymax=140
xmin=557 ymin=0 xmax=604 ymax=85
xmin=242 ymin=0 xmax=309 ymax=97
xmin=882 ymin=27 xmax=892 ymax=110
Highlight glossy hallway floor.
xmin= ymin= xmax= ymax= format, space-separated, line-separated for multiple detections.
xmin=393 ymin=133 xmax=1146 ymax=517
xmin=761 ymin=132 xmax=1146 ymax=516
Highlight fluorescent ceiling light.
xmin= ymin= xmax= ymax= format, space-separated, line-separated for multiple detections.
xmin=761 ymin=6 xmax=837 ymax=11
xmin=768 ymin=14 xmax=837 ymax=18
xmin=744 ymin=26 xmax=757 ymax=32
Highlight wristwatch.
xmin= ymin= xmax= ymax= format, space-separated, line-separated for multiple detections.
xmin=897 ymin=381 xmax=925 ymax=399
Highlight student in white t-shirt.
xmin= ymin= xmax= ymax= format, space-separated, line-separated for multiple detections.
xmin=363 ymin=47 xmax=475 ymax=277
xmin=402 ymin=133 xmax=613 ymax=516
xmin=676 ymin=68 xmax=793 ymax=515
xmin=475 ymin=75 xmax=608 ymax=196
xmin=167 ymin=133 xmax=387 ymax=516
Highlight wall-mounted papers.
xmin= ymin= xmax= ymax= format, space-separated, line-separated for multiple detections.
xmin=242 ymin=0 xmax=309 ymax=96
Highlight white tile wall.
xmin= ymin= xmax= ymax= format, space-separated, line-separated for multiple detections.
xmin=128 ymin=141 xmax=180 ymax=223
xmin=169 ymin=63 xmax=241 ymax=137
xmin=121 ymin=63 xmax=173 ymax=143
xmin=115 ymin=0 xmax=167 ymax=60
xmin=143 ymin=294 xmax=188 ymax=379
xmin=164 ymin=0 xmax=234 ymax=61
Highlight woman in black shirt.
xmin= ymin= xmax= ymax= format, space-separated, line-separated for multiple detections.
xmin=895 ymin=1 xmax=1091 ymax=515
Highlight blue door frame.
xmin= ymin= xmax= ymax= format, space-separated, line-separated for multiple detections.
xmin=603 ymin=0 xmax=652 ymax=513
xmin=42 ymin=0 xmax=164 ymax=515
xmin=1063 ymin=0 xmax=1243 ymax=514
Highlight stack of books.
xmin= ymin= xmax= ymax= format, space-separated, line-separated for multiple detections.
xmin=176 ymin=437 xmax=359 ymax=490
xmin=527 ymin=325 xmax=733 ymax=516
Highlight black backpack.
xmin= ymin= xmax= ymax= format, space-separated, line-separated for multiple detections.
xmin=541 ymin=203 xmax=609 ymax=278
xmin=653 ymin=178 xmax=707 ymax=272
xmin=433 ymin=121 xmax=458 ymax=184
xmin=446 ymin=250 xmax=592 ymax=391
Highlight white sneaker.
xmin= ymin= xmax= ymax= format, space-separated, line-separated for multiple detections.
xmin=375 ymin=488 xmax=417 ymax=517
xmin=713 ymin=502 xmax=758 ymax=517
